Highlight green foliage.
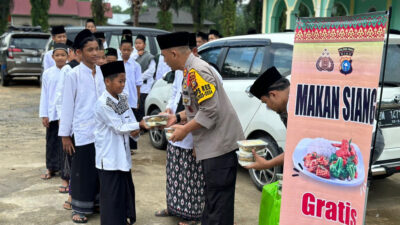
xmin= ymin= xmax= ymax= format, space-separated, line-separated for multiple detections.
xmin=0 ymin=0 xmax=13 ymax=35
xmin=30 ymin=0 xmax=50 ymax=32
xmin=156 ymin=10 xmax=173 ymax=31
xmin=112 ymin=5 xmax=122 ymax=13
xmin=91 ymin=0 xmax=107 ymax=26
xmin=221 ymin=0 xmax=236 ymax=37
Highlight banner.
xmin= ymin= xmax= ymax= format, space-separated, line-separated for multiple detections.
xmin=280 ymin=12 xmax=389 ymax=225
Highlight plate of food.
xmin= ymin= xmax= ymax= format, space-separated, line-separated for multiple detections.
xmin=143 ymin=115 xmax=169 ymax=127
xmin=236 ymin=149 xmax=267 ymax=167
xmin=292 ymin=138 xmax=365 ymax=187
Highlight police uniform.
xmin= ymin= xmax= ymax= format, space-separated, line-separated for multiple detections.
xmin=157 ymin=32 xmax=244 ymax=225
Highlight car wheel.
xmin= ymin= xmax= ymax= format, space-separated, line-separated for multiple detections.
xmin=149 ymin=108 xmax=168 ymax=150
xmin=1 ymin=68 xmax=10 ymax=87
xmin=248 ymin=135 xmax=283 ymax=191
xmin=372 ymin=173 xmax=394 ymax=180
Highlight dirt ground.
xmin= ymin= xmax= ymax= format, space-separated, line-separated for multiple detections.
xmin=0 ymin=79 xmax=399 ymax=225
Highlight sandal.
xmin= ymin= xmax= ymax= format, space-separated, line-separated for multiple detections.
xmin=59 ymin=186 xmax=69 ymax=193
xmin=40 ymin=171 xmax=54 ymax=180
xmin=63 ymin=201 xmax=72 ymax=210
xmin=178 ymin=221 xmax=200 ymax=225
xmin=155 ymin=209 xmax=170 ymax=217
xmin=72 ymin=211 xmax=87 ymax=223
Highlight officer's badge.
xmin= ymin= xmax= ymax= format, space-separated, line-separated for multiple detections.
xmin=338 ymin=47 xmax=354 ymax=75
xmin=183 ymin=68 xmax=188 ymax=77
xmin=189 ymin=71 xmax=198 ymax=89
xmin=316 ymin=49 xmax=334 ymax=72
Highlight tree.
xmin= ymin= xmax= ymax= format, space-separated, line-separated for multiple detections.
xmin=0 ymin=0 xmax=13 ymax=35
xmin=156 ymin=0 xmax=180 ymax=31
xmin=127 ymin=0 xmax=144 ymax=27
xmin=221 ymin=0 xmax=236 ymax=36
xmin=112 ymin=5 xmax=122 ymax=14
xmin=245 ymin=0 xmax=262 ymax=33
xmin=30 ymin=0 xmax=50 ymax=32
xmin=91 ymin=0 xmax=108 ymax=25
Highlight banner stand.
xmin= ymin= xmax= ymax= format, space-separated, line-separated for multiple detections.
xmin=363 ymin=6 xmax=392 ymax=225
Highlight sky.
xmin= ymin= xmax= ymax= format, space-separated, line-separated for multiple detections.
xmin=105 ymin=0 xmax=251 ymax=11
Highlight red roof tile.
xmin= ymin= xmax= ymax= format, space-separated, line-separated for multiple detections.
xmin=11 ymin=0 xmax=112 ymax=18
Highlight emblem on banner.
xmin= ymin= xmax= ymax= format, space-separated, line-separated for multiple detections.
xmin=316 ymin=49 xmax=334 ymax=72
xmin=338 ymin=47 xmax=354 ymax=75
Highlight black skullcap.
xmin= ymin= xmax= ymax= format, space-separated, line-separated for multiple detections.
xmin=136 ymin=34 xmax=146 ymax=42
xmin=121 ymin=35 xmax=133 ymax=45
xmin=97 ymin=39 xmax=104 ymax=50
xmin=66 ymin=39 xmax=74 ymax=48
xmin=156 ymin=32 xmax=189 ymax=50
xmin=209 ymin=29 xmax=221 ymax=37
xmin=189 ymin=33 xmax=197 ymax=48
xmin=53 ymin=43 xmax=68 ymax=54
xmin=105 ymin=48 xmax=118 ymax=57
xmin=250 ymin=66 xmax=283 ymax=99
xmin=51 ymin=25 xmax=65 ymax=35
xmin=86 ymin=19 xmax=95 ymax=24
xmin=101 ymin=61 xmax=125 ymax=78
xmin=73 ymin=29 xmax=96 ymax=49
xmin=122 ymin=29 xmax=132 ymax=36
xmin=94 ymin=31 xmax=105 ymax=39
xmin=197 ymin=31 xmax=208 ymax=41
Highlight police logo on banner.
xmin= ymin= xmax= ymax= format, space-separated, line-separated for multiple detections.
xmin=338 ymin=47 xmax=354 ymax=75
xmin=316 ymin=49 xmax=334 ymax=72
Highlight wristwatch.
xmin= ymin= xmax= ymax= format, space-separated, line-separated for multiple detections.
xmin=176 ymin=113 xmax=181 ymax=123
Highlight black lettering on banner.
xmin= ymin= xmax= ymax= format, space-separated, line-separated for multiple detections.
xmin=343 ymin=87 xmax=351 ymax=121
xmin=296 ymin=84 xmax=309 ymax=116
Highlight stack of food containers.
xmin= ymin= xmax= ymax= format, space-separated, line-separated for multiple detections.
xmin=143 ymin=115 xmax=169 ymax=127
xmin=236 ymin=140 xmax=268 ymax=167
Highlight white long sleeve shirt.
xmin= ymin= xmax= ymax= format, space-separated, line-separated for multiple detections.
xmin=58 ymin=63 xmax=105 ymax=146
xmin=42 ymin=50 xmax=55 ymax=71
xmin=55 ymin=64 xmax=72 ymax=118
xmin=155 ymin=55 xmax=171 ymax=81
xmin=95 ymin=91 xmax=139 ymax=171
xmin=167 ymin=70 xmax=194 ymax=149
xmin=140 ymin=59 xmax=156 ymax=94
xmin=125 ymin=58 xmax=143 ymax=108
xmin=39 ymin=66 xmax=63 ymax=121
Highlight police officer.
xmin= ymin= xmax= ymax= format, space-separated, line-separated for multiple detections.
xmin=156 ymin=32 xmax=244 ymax=225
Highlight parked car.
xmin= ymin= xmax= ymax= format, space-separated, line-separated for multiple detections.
xmin=58 ymin=26 xmax=169 ymax=57
xmin=145 ymin=32 xmax=400 ymax=190
xmin=0 ymin=26 xmax=50 ymax=86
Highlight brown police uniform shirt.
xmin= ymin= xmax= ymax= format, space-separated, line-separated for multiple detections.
xmin=181 ymin=53 xmax=244 ymax=161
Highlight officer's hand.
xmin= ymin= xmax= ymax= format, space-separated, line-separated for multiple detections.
xmin=42 ymin=117 xmax=50 ymax=128
xmin=62 ymin=137 xmax=75 ymax=156
xmin=170 ymin=124 xmax=187 ymax=142
xmin=244 ymin=150 xmax=271 ymax=170
xmin=165 ymin=108 xmax=172 ymax=114
xmin=139 ymin=120 xmax=150 ymax=130
xmin=166 ymin=114 xmax=177 ymax=127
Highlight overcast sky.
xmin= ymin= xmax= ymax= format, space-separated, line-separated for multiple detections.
xmin=105 ymin=0 xmax=250 ymax=11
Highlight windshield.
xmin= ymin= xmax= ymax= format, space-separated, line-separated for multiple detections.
xmin=10 ymin=36 xmax=49 ymax=49
xmin=382 ymin=44 xmax=400 ymax=84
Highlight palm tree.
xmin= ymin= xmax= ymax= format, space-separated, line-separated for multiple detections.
xmin=127 ymin=0 xmax=144 ymax=27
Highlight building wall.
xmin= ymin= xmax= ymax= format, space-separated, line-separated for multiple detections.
xmin=262 ymin=0 xmax=398 ymax=33
xmin=11 ymin=15 xmax=83 ymax=28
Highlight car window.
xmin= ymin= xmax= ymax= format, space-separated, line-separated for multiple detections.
xmin=199 ymin=47 xmax=222 ymax=66
xmin=66 ymin=32 xmax=78 ymax=43
xmin=110 ymin=34 xmax=150 ymax=52
xmin=249 ymin=47 xmax=266 ymax=77
xmin=221 ymin=47 xmax=257 ymax=78
xmin=270 ymin=44 xmax=293 ymax=76
xmin=10 ymin=36 xmax=49 ymax=49
xmin=383 ymin=44 xmax=400 ymax=84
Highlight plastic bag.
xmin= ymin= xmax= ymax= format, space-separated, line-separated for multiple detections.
xmin=259 ymin=181 xmax=281 ymax=225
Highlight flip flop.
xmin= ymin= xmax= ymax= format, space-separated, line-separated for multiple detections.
xmin=59 ymin=186 xmax=69 ymax=193
xmin=63 ymin=201 xmax=72 ymax=210
xmin=40 ymin=172 xmax=54 ymax=180
xmin=155 ymin=209 xmax=170 ymax=217
xmin=178 ymin=221 xmax=200 ymax=225
xmin=72 ymin=211 xmax=87 ymax=224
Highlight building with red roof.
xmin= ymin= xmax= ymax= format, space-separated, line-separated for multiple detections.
xmin=10 ymin=0 xmax=112 ymax=27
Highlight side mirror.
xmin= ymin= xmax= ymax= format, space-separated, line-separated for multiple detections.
xmin=163 ymin=71 xmax=175 ymax=84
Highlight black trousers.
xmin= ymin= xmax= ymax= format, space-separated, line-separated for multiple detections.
xmin=201 ymin=150 xmax=238 ymax=225
xmin=71 ymin=143 xmax=99 ymax=214
xmin=45 ymin=121 xmax=62 ymax=172
xmin=98 ymin=170 xmax=136 ymax=225
xmin=138 ymin=93 xmax=148 ymax=121
xmin=129 ymin=108 xmax=140 ymax=150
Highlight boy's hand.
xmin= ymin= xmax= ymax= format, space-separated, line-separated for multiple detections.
xmin=244 ymin=150 xmax=270 ymax=170
xmin=130 ymin=130 xmax=140 ymax=137
xmin=42 ymin=117 xmax=49 ymax=128
xmin=139 ymin=120 xmax=149 ymax=130
xmin=165 ymin=108 xmax=172 ymax=114
xmin=62 ymin=137 xmax=75 ymax=155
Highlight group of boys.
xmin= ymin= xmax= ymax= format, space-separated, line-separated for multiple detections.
xmin=39 ymin=19 xmax=156 ymax=224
